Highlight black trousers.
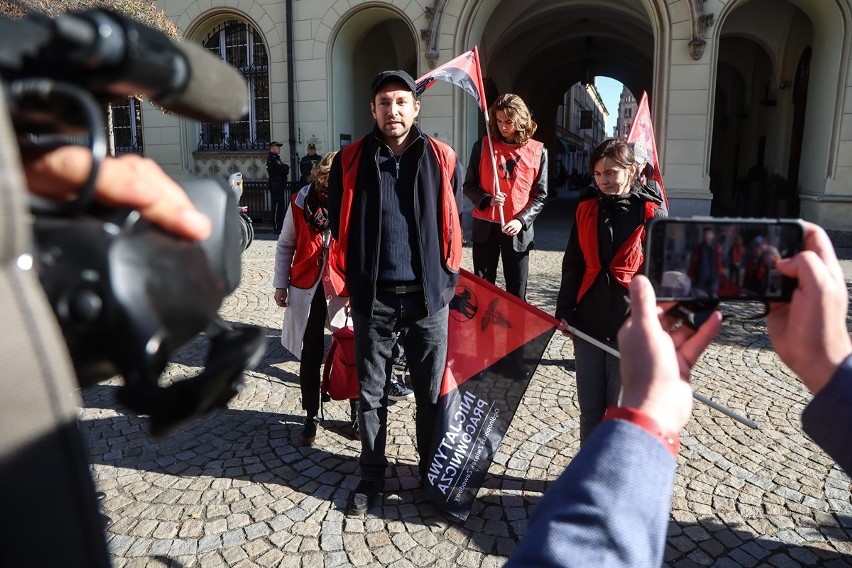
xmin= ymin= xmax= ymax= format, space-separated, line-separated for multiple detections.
xmin=472 ymin=223 xmax=530 ymax=300
xmin=299 ymin=289 xmax=327 ymax=418
xmin=351 ymin=292 xmax=448 ymax=481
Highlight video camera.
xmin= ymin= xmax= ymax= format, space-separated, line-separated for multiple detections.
xmin=0 ymin=7 xmax=265 ymax=437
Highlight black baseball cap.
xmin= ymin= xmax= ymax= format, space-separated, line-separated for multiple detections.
xmin=269 ymin=141 xmax=283 ymax=148
xmin=307 ymin=143 xmax=316 ymax=149
xmin=371 ymin=70 xmax=417 ymax=96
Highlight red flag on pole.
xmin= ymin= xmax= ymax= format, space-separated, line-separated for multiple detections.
xmin=415 ymin=47 xmax=487 ymax=112
xmin=627 ymin=92 xmax=668 ymax=209
xmin=423 ymin=270 xmax=557 ymax=520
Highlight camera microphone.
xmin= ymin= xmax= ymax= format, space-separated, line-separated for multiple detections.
xmin=0 ymin=8 xmax=249 ymax=123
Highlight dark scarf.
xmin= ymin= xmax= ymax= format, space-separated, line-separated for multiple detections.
xmin=303 ymin=183 xmax=329 ymax=232
xmin=596 ymin=187 xmax=636 ymax=215
xmin=587 ymin=182 xmax=661 ymax=215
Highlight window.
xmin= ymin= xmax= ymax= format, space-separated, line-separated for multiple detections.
xmin=112 ymin=96 xmax=143 ymax=154
xmin=198 ymin=20 xmax=270 ymax=151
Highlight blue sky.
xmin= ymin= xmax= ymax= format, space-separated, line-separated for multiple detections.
xmin=595 ymin=76 xmax=623 ymax=136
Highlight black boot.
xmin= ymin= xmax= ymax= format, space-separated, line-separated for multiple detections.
xmin=300 ymin=416 xmax=318 ymax=446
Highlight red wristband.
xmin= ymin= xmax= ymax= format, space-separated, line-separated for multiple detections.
xmin=603 ymin=406 xmax=681 ymax=458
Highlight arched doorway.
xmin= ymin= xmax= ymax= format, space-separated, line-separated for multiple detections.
xmin=709 ymin=37 xmax=774 ymax=216
xmin=330 ymin=8 xmax=417 ymax=148
xmin=712 ymin=1 xmax=814 ymax=217
xmin=455 ymin=0 xmax=665 ymax=162
xmin=711 ymin=0 xmax=847 ymax=219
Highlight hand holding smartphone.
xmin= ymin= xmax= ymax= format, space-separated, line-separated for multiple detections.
xmin=644 ymin=217 xmax=805 ymax=302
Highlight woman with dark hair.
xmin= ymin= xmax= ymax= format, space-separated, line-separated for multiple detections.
xmin=463 ymin=93 xmax=548 ymax=299
xmin=274 ymin=151 xmax=358 ymax=445
xmin=555 ymin=138 xmax=666 ymax=443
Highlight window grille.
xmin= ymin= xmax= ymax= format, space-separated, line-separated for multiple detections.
xmin=198 ymin=20 xmax=270 ymax=151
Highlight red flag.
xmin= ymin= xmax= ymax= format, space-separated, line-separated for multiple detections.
xmin=423 ymin=269 xmax=557 ymax=520
xmin=627 ymin=92 xmax=668 ymax=209
xmin=415 ymin=47 xmax=487 ymax=112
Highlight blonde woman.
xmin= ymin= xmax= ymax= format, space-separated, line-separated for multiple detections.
xmin=463 ymin=93 xmax=548 ymax=299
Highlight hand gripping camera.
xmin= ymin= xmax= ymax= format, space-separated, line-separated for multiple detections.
xmin=1 ymin=8 xmax=265 ymax=437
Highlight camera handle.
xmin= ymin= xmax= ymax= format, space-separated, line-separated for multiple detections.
xmin=8 ymin=78 xmax=106 ymax=215
xmin=667 ymin=299 xmax=721 ymax=330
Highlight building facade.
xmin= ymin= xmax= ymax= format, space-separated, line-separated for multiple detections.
xmin=616 ymin=87 xmax=638 ymax=139
xmin=142 ymin=0 xmax=852 ymax=229
xmin=554 ymin=82 xmax=608 ymax=185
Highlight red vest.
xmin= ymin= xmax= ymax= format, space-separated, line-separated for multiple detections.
xmin=474 ymin=137 xmax=544 ymax=223
xmin=575 ymin=199 xmax=657 ymax=303
xmin=288 ymin=191 xmax=346 ymax=292
xmin=332 ymin=137 xmax=462 ymax=287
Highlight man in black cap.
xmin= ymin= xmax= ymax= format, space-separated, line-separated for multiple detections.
xmin=267 ymin=141 xmax=290 ymax=233
xmin=328 ymin=70 xmax=464 ymax=516
xmin=299 ymin=143 xmax=322 ymax=183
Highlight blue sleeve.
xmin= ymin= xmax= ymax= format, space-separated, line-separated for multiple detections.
xmin=506 ymin=420 xmax=677 ymax=568
xmin=802 ymin=355 xmax=852 ymax=476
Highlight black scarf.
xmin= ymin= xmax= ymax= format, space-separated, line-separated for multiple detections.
xmin=596 ymin=187 xmax=635 ymax=215
xmin=303 ymin=183 xmax=329 ymax=232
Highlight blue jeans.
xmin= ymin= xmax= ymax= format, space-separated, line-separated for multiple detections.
xmin=573 ymin=337 xmax=621 ymax=444
xmin=351 ymin=291 xmax=448 ymax=481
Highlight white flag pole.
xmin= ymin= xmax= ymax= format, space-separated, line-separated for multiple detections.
xmin=564 ymin=323 xmax=758 ymax=429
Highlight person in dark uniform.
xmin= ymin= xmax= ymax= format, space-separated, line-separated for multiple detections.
xmin=299 ymin=143 xmax=322 ymax=183
xmin=267 ymin=141 xmax=290 ymax=234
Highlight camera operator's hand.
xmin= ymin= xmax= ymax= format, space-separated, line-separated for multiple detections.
xmin=618 ymin=276 xmax=723 ymax=434
xmin=767 ymin=221 xmax=852 ymax=395
xmin=23 ymin=146 xmax=212 ymax=241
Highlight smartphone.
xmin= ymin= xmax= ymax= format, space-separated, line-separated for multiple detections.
xmin=644 ymin=217 xmax=805 ymax=302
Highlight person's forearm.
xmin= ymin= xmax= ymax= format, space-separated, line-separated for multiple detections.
xmin=801 ymin=355 xmax=852 ymax=476
xmin=506 ymin=420 xmax=676 ymax=568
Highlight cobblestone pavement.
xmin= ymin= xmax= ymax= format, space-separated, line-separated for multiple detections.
xmin=81 ymin=196 xmax=852 ymax=568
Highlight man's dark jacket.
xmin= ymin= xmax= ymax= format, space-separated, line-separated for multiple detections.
xmin=267 ymin=152 xmax=289 ymax=189
xmin=300 ymin=154 xmax=321 ymax=182
xmin=327 ymin=125 xmax=463 ymax=316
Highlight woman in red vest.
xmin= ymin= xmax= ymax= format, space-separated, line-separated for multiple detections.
xmin=555 ymin=138 xmax=666 ymax=444
xmin=273 ymin=152 xmax=355 ymax=446
xmin=463 ymin=94 xmax=548 ymax=299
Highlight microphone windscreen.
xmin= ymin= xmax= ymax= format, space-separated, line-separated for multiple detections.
xmin=154 ymin=40 xmax=249 ymax=123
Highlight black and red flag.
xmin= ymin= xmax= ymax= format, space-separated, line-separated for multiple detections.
xmin=415 ymin=47 xmax=487 ymax=112
xmin=423 ymin=270 xmax=558 ymax=520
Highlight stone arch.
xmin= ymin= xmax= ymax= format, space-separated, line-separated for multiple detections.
xmin=710 ymin=0 xmax=850 ymax=221
xmin=183 ymin=7 xmax=276 ymax=47
xmin=448 ymin=0 xmax=671 ymax=164
xmin=327 ymin=3 xmax=419 ymax=148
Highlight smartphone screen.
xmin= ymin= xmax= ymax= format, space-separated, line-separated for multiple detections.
xmin=645 ymin=218 xmax=804 ymax=301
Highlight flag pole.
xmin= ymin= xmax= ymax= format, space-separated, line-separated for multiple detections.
xmin=483 ymin=116 xmax=506 ymax=226
xmin=564 ymin=323 xmax=759 ymax=429
xmin=473 ymin=46 xmax=505 ymax=227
